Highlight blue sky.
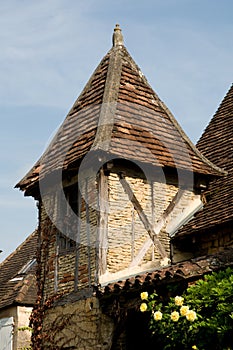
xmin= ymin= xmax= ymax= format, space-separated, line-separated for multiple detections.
xmin=0 ymin=0 xmax=232 ymax=262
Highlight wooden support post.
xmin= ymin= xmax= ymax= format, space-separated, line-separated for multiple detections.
xmin=74 ymin=188 xmax=81 ymax=292
xmin=97 ymin=168 xmax=109 ymax=276
xmin=151 ymin=181 xmax=155 ymax=261
xmin=54 ymin=193 xmax=59 ymax=293
xmin=118 ymin=173 xmax=167 ymax=260
xmin=54 ymin=244 xmax=59 ymax=293
xmin=131 ymin=207 xmax=135 ymax=261
xmin=85 ymin=179 xmax=92 ymax=288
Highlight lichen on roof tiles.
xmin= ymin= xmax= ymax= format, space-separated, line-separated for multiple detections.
xmin=16 ymin=25 xmax=224 ymax=195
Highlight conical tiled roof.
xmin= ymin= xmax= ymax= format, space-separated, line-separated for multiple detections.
xmin=174 ymin=84 xmax=233 ymax=238
xmin=17 ymin=25 xmax=224 ymax=195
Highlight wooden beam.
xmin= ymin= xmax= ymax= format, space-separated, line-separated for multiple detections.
xmin=129 ymin=237 xmax=153 ymax=268
xmin=74 ymin=188 xmax=81 ymax=292
xmin=118 ymin=173 xmax=167 ymax=259
xmin=131 ymin=208 xmax=135 ymax=261
xmin=97 ymin=168 xmax=109 ymax=276
xmin=54 ymin=244 xmax=59 ymax=292
xmin=129 ymin=188 xmax=185 ymax=267
xmin=85 ymin=179 xmax=92 ymax=288
xmin=151 ymin=181 xmax=155 ymax=261
xmin=152 ymin=189 xmax=185 ymax=235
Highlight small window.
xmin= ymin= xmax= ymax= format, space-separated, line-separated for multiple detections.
xmin=10 ymin=258 xmax=36 ymax=281
xmin=57 ymin=232 xmax=76 ymax=254
xmin=57 ymin=183 xmax=80 ymax=254
xmin=18 ymin=258 xmax=36 ymax=274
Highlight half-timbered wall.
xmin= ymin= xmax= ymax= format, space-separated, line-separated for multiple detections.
xmin=39 ymin=173 xmax=98 ymax=300
xmin=100 ymin=169 xmax=198 ymax=283
xmin=40 ymin=166 xmax=199 ymax=298
xmin=107 ymin=172 xmax=176 ymax=273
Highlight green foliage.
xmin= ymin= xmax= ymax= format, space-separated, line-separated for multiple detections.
xmin=18 ymin=326 xmax=33 ymax=333
xmin=139 ymin=268 xmax=233 ymax=350
xmin=18 ymin=326 xmax=33 ymax=350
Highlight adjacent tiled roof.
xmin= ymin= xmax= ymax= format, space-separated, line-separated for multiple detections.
xmin=0 ymin=231 xmax=38 ymax=309
xmin=16 ymin=25 xmax=224 ymax=195
xmin=98 ymin=248 xmax=233 ymax=297
xmin=174 ymin=84 xmax=233 ymax=238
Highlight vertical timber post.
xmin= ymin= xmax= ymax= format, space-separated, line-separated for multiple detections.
xmin=85 ymin=179 xmax=92 ymax=289
xmin=97 ymin=167 xmax=109 ymax=278
xmin=74 ymin=187 xmax=81 ymax=292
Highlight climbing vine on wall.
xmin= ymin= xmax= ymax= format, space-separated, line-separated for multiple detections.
xmin=29 ymin=214 xmax=66 ymax=349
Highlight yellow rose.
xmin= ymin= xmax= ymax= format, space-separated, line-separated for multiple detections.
xmin=170 ymin=311 xmax=179 ymax=322
xmin=140 ymin=292 xmax=148 ymax=300
xmin=174 ymin=296 xmax=184 ymax=306
xmin=186 ymin=310 xmax=197 ymax=322
xmin=192 ymin=346 xmax=198 ymax=350
xmin=180 ymin=305 xmax=189 ymax=316
xmin=153 ymin=311 xmax=163 ymax=321
xmin=140 ymin=303 xmax=148 ymax=312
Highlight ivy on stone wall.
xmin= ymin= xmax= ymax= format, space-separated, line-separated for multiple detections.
xmin=29 ymin=216 xmax=66 ymax=349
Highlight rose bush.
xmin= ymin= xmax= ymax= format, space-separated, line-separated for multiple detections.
xmin=139 ymin=267 xmax=233 ymax=349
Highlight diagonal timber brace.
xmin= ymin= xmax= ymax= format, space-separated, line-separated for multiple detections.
xmin=118 ymin=173 xmax=167 ymax=260
xmin=129 ymin=188 xmax=185 ymax=267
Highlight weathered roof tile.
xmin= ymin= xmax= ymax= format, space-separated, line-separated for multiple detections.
xmin=174 ymin=84 xmax=233 ymax=237
xmin=98 ymin=248 xmax=233 ymax=296
xmin=0 ymin=231 xmax=38 ymax=309
xmin=16 ymin=25 xmax=224 ymax=195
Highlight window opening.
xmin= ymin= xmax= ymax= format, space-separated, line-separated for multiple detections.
xmin=57 ymin=182 xmax=80 ymax=254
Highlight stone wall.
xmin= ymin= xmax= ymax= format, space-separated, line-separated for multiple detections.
xmin=42 ymin=297 xmax=114 ymax=350
xmin=172 ymin=224 xmax=233 ymax=263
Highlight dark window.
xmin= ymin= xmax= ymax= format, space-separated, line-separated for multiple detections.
xmin=57 ymin=183 xmax=80 ymax=254
xmin=57 ymin=232 xmax=76 ymax=254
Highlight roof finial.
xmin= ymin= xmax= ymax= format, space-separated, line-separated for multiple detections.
xmin=112 ymin=24 xmax=124 ymax=47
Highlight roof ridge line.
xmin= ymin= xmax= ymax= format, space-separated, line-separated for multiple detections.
xmin=67 ymin=50 xmax=112 ymax=117
xmin=120 ymin=48 xmax=226 ymax=176
xmin=91 ymin=46 xmax=123 ymax=151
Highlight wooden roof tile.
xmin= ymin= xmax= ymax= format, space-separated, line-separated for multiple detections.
xmin=174 ymin=84 xmax=233 ymax=238
xmin=16 ymin=25 xmax=224 ymax=195
xmin=0 ymin=231 xmax=38 ymax=309
xmin=97 ymin=248 xmax=233 ymax=295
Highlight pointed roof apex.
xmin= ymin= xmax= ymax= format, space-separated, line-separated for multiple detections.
xmin=112 ymin=24 xmax=124 ymax=47
xmin=16 ymin=28 xmax=225 ymax=195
